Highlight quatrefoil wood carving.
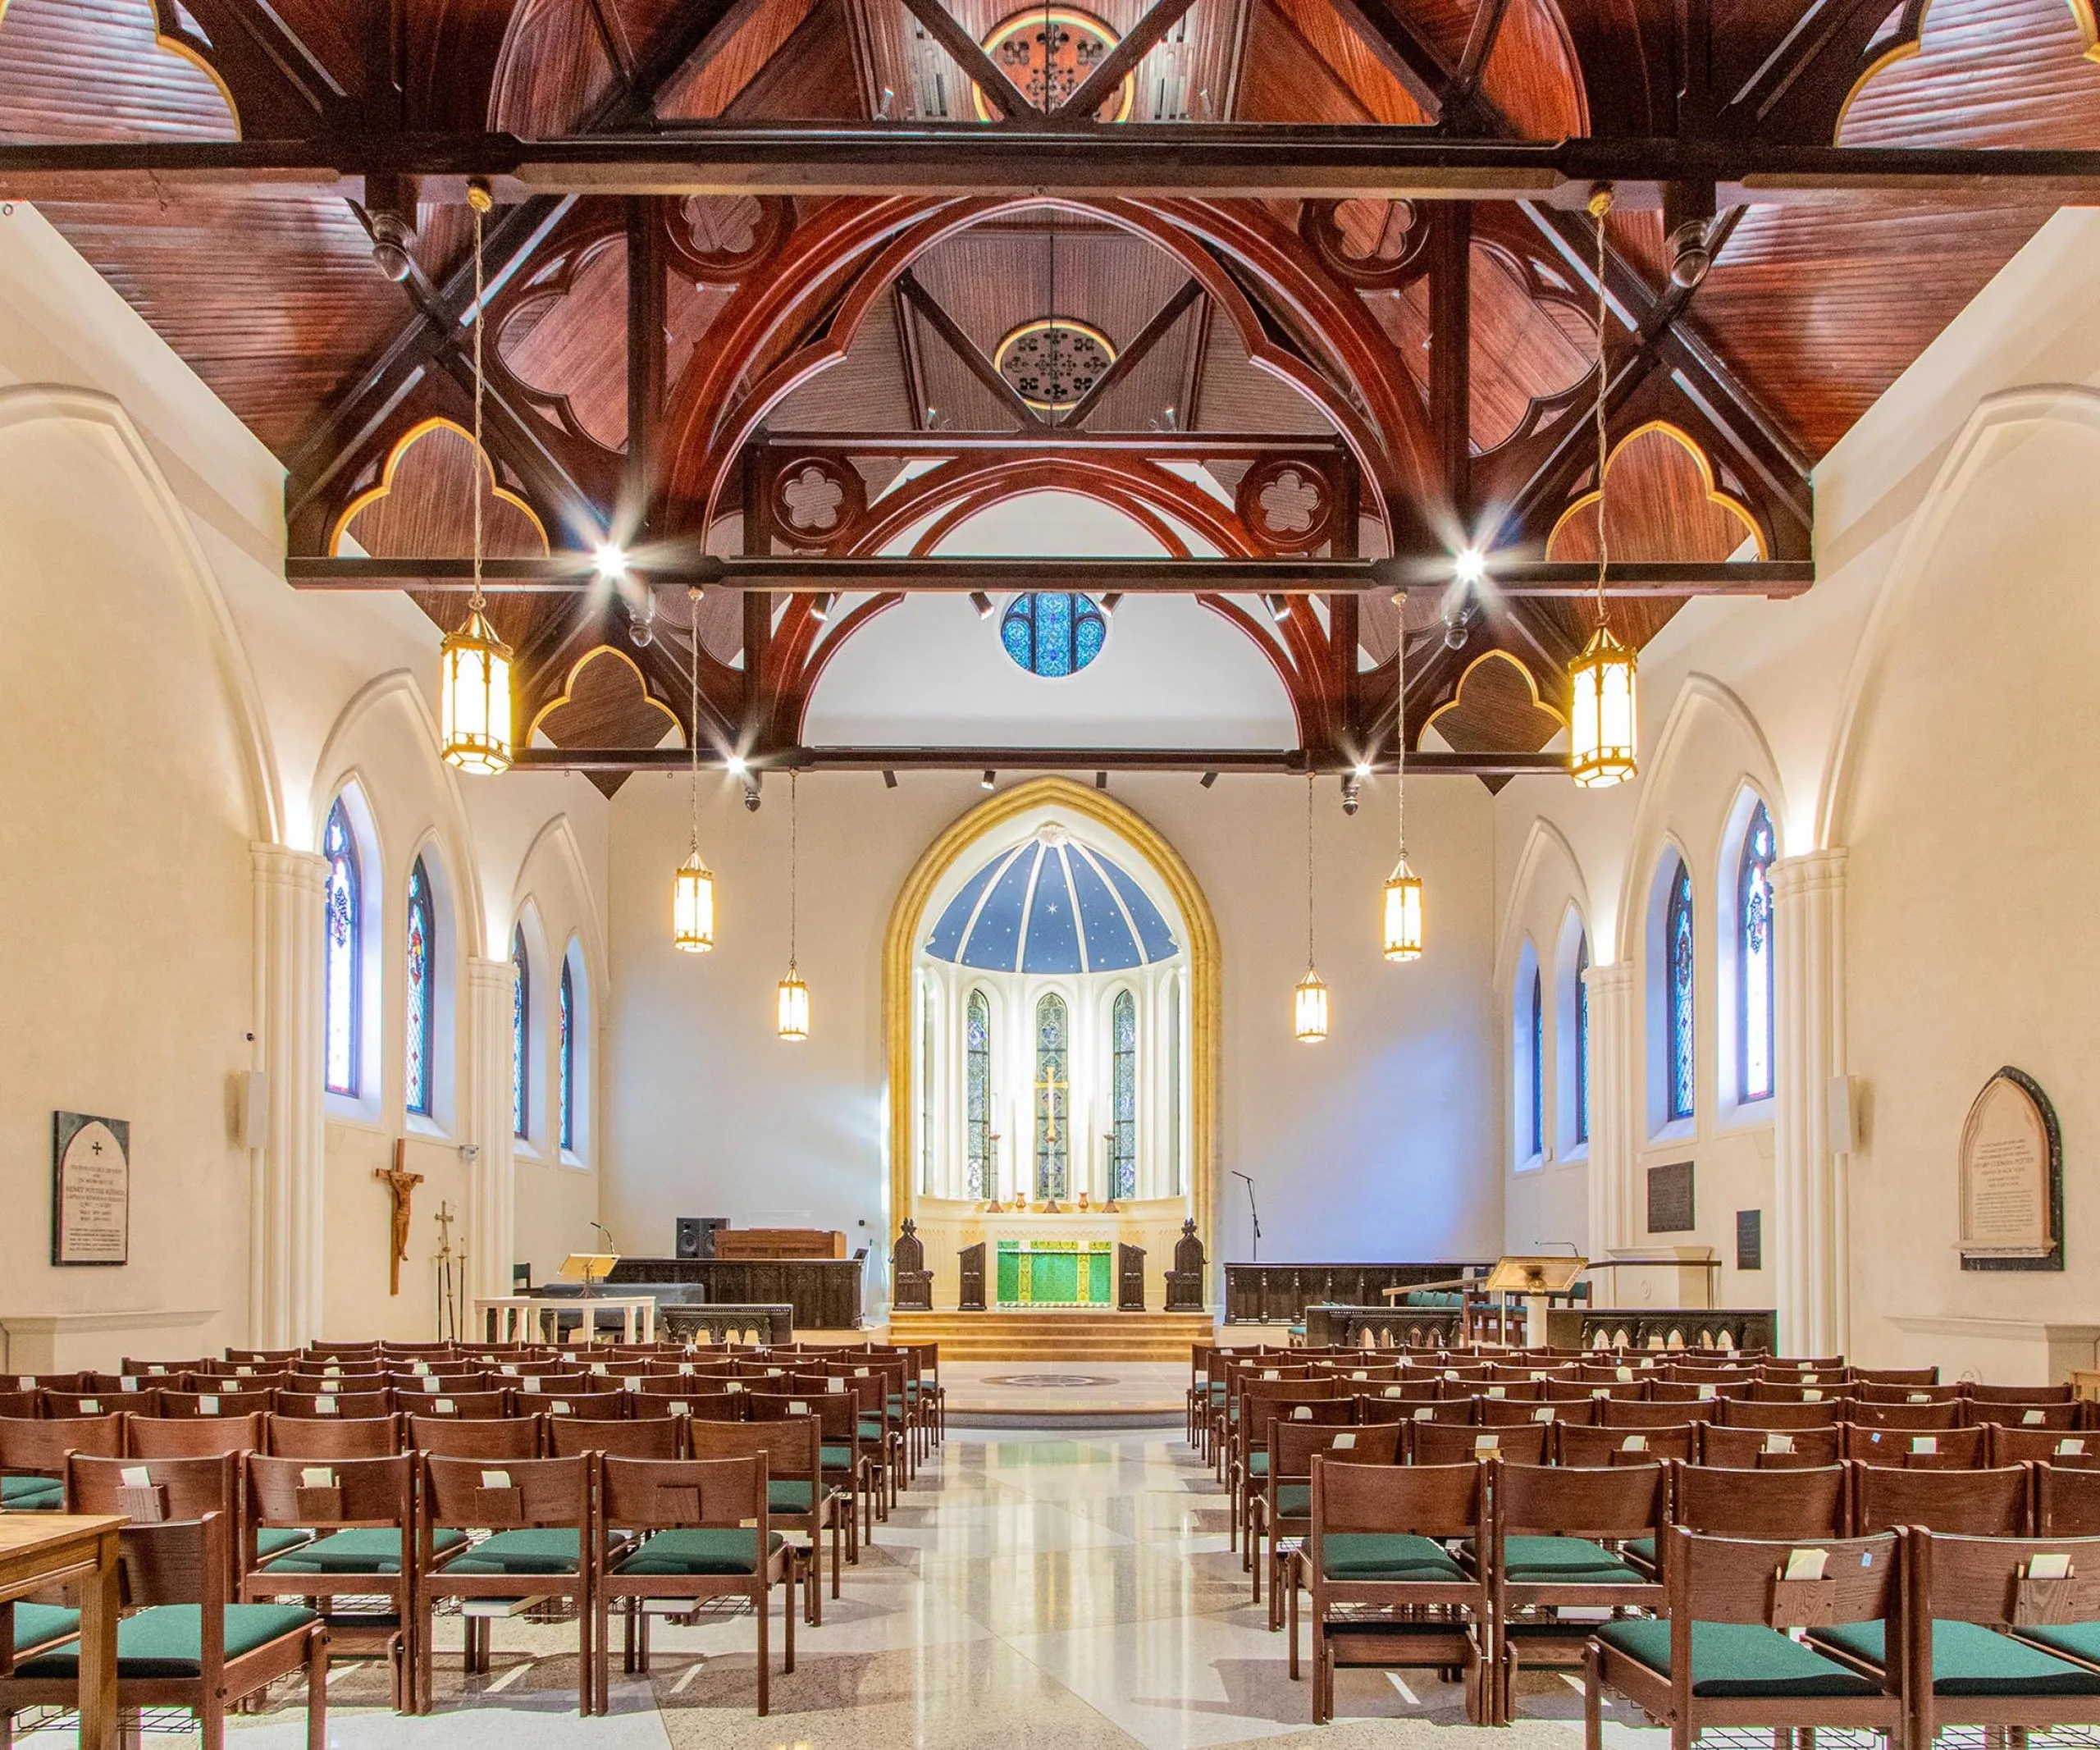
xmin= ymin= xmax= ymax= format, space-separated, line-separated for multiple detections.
xmin=1236 ymin=456 xmax=1336 ymax=553
xmin=769 ymin=457 xmax=865 ymax=550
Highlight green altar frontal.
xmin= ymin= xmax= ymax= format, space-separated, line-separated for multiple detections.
xmin=996 ymin=1239 xmax=1113 ymax=1307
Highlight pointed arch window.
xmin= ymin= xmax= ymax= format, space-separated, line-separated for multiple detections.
xmin=322 ymin=798 xmax=361 ymax=1097
xmin=1738 ymin=801 xmax=1777 ymax=1103
xmin=511 ymin=926 xmax=530 ymax=1140
xmin=966 ymin=990 xmax=991 ymax=1199
xmin=558 ymin=955 xmax=576 ymax=1154
xmin=1574 ymin=931 xmax=1591 ymax=1146
xmin=1529 ymin=966 xmax=1545 ymax=1158
xmin=405 ymin=857 xmax=436 ymax=1117
xmin=1033 ymin=993 xmax=1070 ymax=1201
xmin=1110 ymin=989 xmax=1138 ymax=1200
xmin=1666 ymin=859 xmax=1696 ymax=1122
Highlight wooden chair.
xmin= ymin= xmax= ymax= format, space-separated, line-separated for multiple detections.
xmin=1237 ymin=1394 xmax=1350 ymax=1560
xmin=42 ymin=1388 xmax=161 ymax=1419
xmin=1996 ymin=1425 xmax=2100 ymax=1471
xmin=592 ymin=1455 xmax=795 ymax=1715
xmin=418 ymin=1451 xmax=600 ymax=1714
xmin=634 ymin=1388 xmax=745 ymax=1423
xmin=1849 ymin=1398 xmax=1968 ymax=1430
xmin=155 ymin=1389 xmax=277 ymax=1419
xmin=0 ymin=1512 xmax=326 ymax=1750
xmin=547 ymin=1417 xmax=682 ymax=1460
xmin=1583 ymin=1528 xmax=1904 ymax=1750
xmin=1884 ymin=1528 xmax=2100 ymax=1745
xmin=1715 ymin=1398 xmax=1842 ymax=1429
xmin=1492 ymin=1460 xmax=1666 ymax=1724
xmin=276 ymin=1391 xmax=392 ymax=1420
xmin=1477 ymin=1396 xmax=1577 ymax=1429
xmin=1410 ymin=1418 xmax=1548 ymax=1466
xmin=1854 ymin=1461 xmax=2033 ymax=1536
xmin=1696 ymin=1423 xmax=1842 ymax=1469
xmin=1979 ymin=1400 xmax=2087 ymax=1432
xmin=1556 ymin=1422 xmax=1695 ymax=1466
xmin=748 ymin=1391 xmax=867 ymax=1562
xmin=514 ymin=1390 xmax=629 ymax=1422
xmin=687 ymin=1417 xmax=837 ymax=1623
xmin=1843 ymin=1423 xmax=1988 ymax=1469
xmin=1599 ymin=1398 xmax=1714 ymax=1428
xmin=1298 ymin=1457 xmax=1491 ymax=1724
xmin=243 ymin=1452 xmax=445 ymax=1710
xmin=1252 ymin=1420 xmax=1399 ymax=1617
xmin=1974 ymin=1382 xmax=2078 ymax=1405
xmin=406 ymin=1414 xmax=540 ymax=1459
xmin=0 ymin=1413 xmax=122 ymax=1512
xmin=67 ymin=1452 xmax=247 ymax=1596
xmin=266 ymin=1415 xmax=401 ymax=1459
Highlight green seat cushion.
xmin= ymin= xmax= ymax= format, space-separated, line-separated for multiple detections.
xmin=2013 ymin=1621 xmax=2100 ymax=1669
xmin=16 ymin=1604 xmax=314 ymax=1679
xmin=1624 ymin=1536 xmax=1656 ymax=1565
xmin=1247 ymin=1453 xmax=1269 ymax=1478
xmin=1597 ymin=1619 xmax=1881 ymax=1698
xmin=443 ymin=1528 xmax=581 ymax=1576
xmin=1208 ymin=1382 xmax=1228 ymax=1398
xmin=1816 ymin=1620 xmax=2100 ymax=1697
xmin=768 ymin=1481 xmax=814 ymax=1514
xmin=820 ymin=1444 xmax=855 ymax=1469
xmin=254 ymin=1527 xmax=313 ymax=1560
xmin=614 ymin=1529 xmax=785 ymax=1577
xmin=262 ymin=1527 xmax=467 ymax=1575
xmin=1320 ymin=1533 xmax=1465 ymax=1583
xmin=856 ymin=1417 xmax=885 ymax=1440
xmin=13 ymin=1605 xmax=80 ymax=1653
xmin=2 ymin=1477 xmax=62 ymax=1511
xmin=1499 ymin=1536 xmax=1646 ymax=1586
xmin=1275 ymin=1484 xmax=1312 ymax=1518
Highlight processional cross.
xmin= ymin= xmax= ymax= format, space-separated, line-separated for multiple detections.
xmin=1034 ymin=1064 xmax=1068 ymax=1144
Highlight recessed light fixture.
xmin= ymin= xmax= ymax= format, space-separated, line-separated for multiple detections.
xmin=1263 ymin=593 xmax=1292 ymax=623
xmin=970 ymin=592 xmax=995 ymax=619
xmin=809 ymin=592 xmax=835 ymax=623
xmin=1200 ymin=771 xmax=1218 ymax=788
xmin=980 ymin=770 xmax=997 ymax=790
xmin=1100 ymin=592 xmax=1124 ymax=615
xmin=1454 ymin=546 xmax=1486 ymax=588
xmin=594 ymin=542 xmax=628 ymax=581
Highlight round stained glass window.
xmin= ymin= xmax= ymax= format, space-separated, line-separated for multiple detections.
xmin=1000 ymin=592 xmax=1107 ymax=678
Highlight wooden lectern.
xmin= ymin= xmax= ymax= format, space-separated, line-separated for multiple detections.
xmin=559 ymin=1253 xmax=619 ymax=1291
xmin=1481 ymin=1254 xmax=1588 ymax=1347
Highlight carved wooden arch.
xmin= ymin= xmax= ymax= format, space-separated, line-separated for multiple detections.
xmin=660 ymin=195 xmax=1434 ymax=542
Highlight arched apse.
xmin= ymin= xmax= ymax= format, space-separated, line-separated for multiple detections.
xmin=882 ymin=776 xmax=1221 ymax=1267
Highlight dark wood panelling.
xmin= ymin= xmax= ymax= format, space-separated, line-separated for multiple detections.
xmin=1477 ymin=0 xmax=1583 ymax=138
xmin=0 ymin=0 xmax=236 ymax=141
xmin=532 ymin=643 xmax=682 ymax=747
xmin=1839 ymin=0 xmax=2100 ymax=148
xmin=1422 ymin=648 xmax=1562 ymax=753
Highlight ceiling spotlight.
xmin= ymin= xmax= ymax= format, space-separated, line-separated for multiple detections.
xmin=1100 ymin=592 xmax=1124 ymax=616
xmin=628 ymin=592 xmax=657 ymax=648
xmin=725 ymin=754 xmax=749 ymax=780
xmin=1263 ymin=593 xmax=1292 ymax=623
xmin=1341 ymin=777 xmax=1362 ymax=816
xmin=970 ymin=591 xmax=994 ymax=619
xmin=369 ymin=209 xmax=414 ymax=282
xmin=980 ymin=770 xmax=997 ymax=791
xmin=1094 ymin=771 xmax=1108 ymax=790
xmin=809 ymin=592 xmax=835 ymax=624
xmin=1443 ymin=608 xmax=1471 ymax=651
xmin=1354 ymin=761 xmax=1373 ymax=779
xmin=883 ymin=770 xmax=898 ymax=789
xmin=743 ymin=783 xmax=762 ymax=813
xmin=1454 ymin=546 xmax=1486 ymax=588
xmin=1200 ymin=771 xmax=1218 ymax=788
xmin=594 ymin=542 xmax=628 ymax=581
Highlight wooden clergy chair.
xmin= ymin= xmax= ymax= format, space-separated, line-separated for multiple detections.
xmin=1583 ymin=1528 xmax=1904 ymax=1750
xmin=1297 ymin=1457 xmax=1491 ymax=1725
xmin=0 ymin=1513 xmax=326 ymax=1750
xmin=1253 ymin=1420 xmax=1400 ymax=1620
xmin=0 ymin=1414 xmax=122 ymax=1512
xmin=418 ymin=1451 xmax=600 ymax=1714
xmin=592 ymin=1454 xmax=795 ymax=1716
xmin=243 ymin=1452 xmax=453 ymax=1710
xmin=1491 ymin=1460 xmax=1667 ymax=1725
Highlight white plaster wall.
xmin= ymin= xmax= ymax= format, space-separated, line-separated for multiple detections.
xmin=0 ymin=204 xmax=611 ymax=1364
xmin=602 ymin=770 xmax=1502 ymax=1294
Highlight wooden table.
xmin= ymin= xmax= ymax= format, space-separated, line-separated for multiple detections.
xmin=472 ymin=1294 xmax=656 ymax=1344
xmin=0 ymin=1514 xmax=124 ymax=1750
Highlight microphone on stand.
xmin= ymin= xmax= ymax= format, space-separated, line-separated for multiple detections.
xmin=1231 ymin=1172 xmax=1262 ymax=1262
xmin=587 ymin=1222 xmax=616 ymax=1293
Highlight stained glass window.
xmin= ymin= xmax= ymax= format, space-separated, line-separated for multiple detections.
xmin=1738 ymin=800 xmax=1777 ymax=1103
xmin=1529 ymin=966 xmax=1545 ymax=1158
xmin=1574 ymin=931 xmax=1591 ymax=1146
xmin=558 ymin=955 xmax=576 ymax=1154
xmin=511 ymin=926 xmax=530 ymax=1140
xmin=1666 ymin=859 xmax=1696 ymax=1122
xmin=1033 ymin=993 xmax=1069 ymax=1200
xmin=322 ymin=798 xmax=361 ymax=1097
xmin=1000 ymin=592 xmax=1107 ymax=678
xmin=404 ymin=856 xmax=435 ymax=1117
xmin=966 ymin=990 xmax=990 ymax=1200
xmin=1111 ymin=989 xmax=1137 ymax=1200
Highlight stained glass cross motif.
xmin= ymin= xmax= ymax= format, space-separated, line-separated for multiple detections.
xmin=1034 ymin=994 xmax=1070 ymax=1200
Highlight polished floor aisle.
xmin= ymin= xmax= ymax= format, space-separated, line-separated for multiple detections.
xmin=228 ymin=1429 xmax=1665 ymax=1750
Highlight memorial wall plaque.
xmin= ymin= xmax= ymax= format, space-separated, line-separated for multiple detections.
xmin=1959 ymin=1067 xmax=2062 ymax=1272
xmin=1647 ymin=1161 xmax=1696 ymax=1234
xmin=1736 ymin=1209 xmax=1762 ymax=1272
xmin=52 ymin=1111 xmax=130 ymax=1266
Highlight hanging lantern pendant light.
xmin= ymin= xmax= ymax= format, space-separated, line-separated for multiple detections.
xmin=1566 ymin=185 xmax=1639 ymax=789
xmin=440 ymin=180 xmax=515 ymax=775
xmin=1294 ymin=773 xmax=1330 ymax=1041
xmin=1382 ymin=635 xmax=1425 ymax=961
xmin=777 ymin=770 xmax=810 ymax=1041
xmin=672 ymin=587 xmax=718 ymax=952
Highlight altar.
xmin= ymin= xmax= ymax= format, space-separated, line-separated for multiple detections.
xmin=997 ymin=1239 xmax=1112 ymax=1307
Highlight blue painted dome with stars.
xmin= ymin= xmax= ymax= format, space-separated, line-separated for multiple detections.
xmin=924 ymin=826 xmax=1180 ymax=975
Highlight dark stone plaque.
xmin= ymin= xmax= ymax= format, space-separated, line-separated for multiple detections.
xmin=1736 ymin=1209 xmax=1762 ymax=1271
xmin=1646 ymin=1161 xmax=1695 ymax=1234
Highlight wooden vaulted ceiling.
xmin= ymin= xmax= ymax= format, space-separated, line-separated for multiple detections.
xmin=2 ymin=0 xmax=2098 ymax=787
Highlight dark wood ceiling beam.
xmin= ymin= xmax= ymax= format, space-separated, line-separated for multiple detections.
xmin=893 ymin=0 xmax=1042 ymax=121
xmin=508 ymin=743 xmax=1569 ymax=775
xmin=1447 ymin=0 xmax=1513 ymax=121
xmin=150 ymin=0 xmax=351 ymax=135
xmin=754 ymin=430 xmax=1346 ymax=455
xmin=1061 ymin=279 xmax=1204 ymax=427
xmin=587 ymin=0 xmax=780 ymax=129
xmin=1056 ymin=0 xmax=1204 ymax=120
xmin=1316 ymin=0 xmax=1453 ymax=119
xmin=625 ymin=195 xmax=667 ymax=538
xmin=894 ymin=270 xmax=1048 ymax=429
xmin=286 ymin=554 xmax=1815 ymax=593
xmin=1427 ymin=203 xmax=1472 ymax=517
xmin=13 ymin=130 xmax=2100 ymax=202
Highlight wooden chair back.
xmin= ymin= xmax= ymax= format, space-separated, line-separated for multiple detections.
xmin=2037 ymin=1464 xmax=2100 ymax=1534
xmin=1974 ymin=1400 xmax=2084 ymax=1432
xmin=265 ymin=1414 xmax=400 ymax=1458
xmin=1719 ymin=1398 xmax=1843 ymax=1429
xmin=1843 ymin=1424 xmax=1988 ymax=1469
xmin=276 ymin=1391 xmax=392 ymax=1419
xmin=1699 ymin=1423 xmax=1842 ymax=1468
xmin=1271 ymin=1419 xmax=1400 ymax=1482
xmin=126 ymin=1413 xmax=265 ymax=1459
xmin=635 ymin=1389 xmax=745 ymax=1423
xmin=1558 ymin=1421 xmax=1695 ymax=1465
xmin=1847 ymin=1400 xmax=1965 ymax=1430
xmin=246 ymin=1451 xmax=413 ymax=1541
xmin=423 ymin=1452 xmax=588 ymax=1530
xmin=1499 ymin=1458 xmax=1665 ymax=1538
xmin=514 ymin=1390 xmax=629 ymax=1421
xmin=1664 ymin=1526 xmax=1903 ymax=1646
xmin=1854 ymin=1382 xmax=1962 ymax=1405
xmin=599 ymin=1454 xmax=763 ymax=1531
xmin=0 ymin=1413 xmax=124 ymax=1479
xmin=68 ymin=1452 xmax=240 ymax=1594
xmin=1673 ymin=1460 xmax=1848 ymax=1537
xmin=1600 ymin=1397 xmax=1715 ymax=1428
xmin=1990 ymin=1426 xmax=2100 ymax=1471
xmin=1853 ymin=1462 xmax=2031 ymax=1535
xmin=1312 ymin=1455 xmax=1485 ymax=1539
xmin=406 ymin=1414 xmax=541 ymax=1459
xmin=549 ymin=1416 xmax=682 ymax=1459
xmin=153 ymin=1389 xmax=276 ymax=1420
xmin=1851 ymin=1368 xmax=1939 ymax=1388
xmin=42 ymin=1388 xmax=161 ymax=1419
xmin=1972 ymin=1382 xmax=2075 ymax=1405
xmin=688 ymin=1415 xmax=819 ymax=1493
xmin=1411 ymin=1418 xmax=1548 ymax=1466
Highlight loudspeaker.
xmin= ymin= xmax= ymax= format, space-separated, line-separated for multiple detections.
xmin=675 ymin=1217 xmax=729 ymax=1260
xmin=1827 ymin=1074 xmax=1862 ymax=1154
xmin=239 ymin=1069 xmax=267 ymax=1151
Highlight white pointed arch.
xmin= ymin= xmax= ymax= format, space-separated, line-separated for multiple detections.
xmin=1495 ymin=816 xmax=1593 ymax=994
xmin=509 ymin=813 xmax=609 ymax=1001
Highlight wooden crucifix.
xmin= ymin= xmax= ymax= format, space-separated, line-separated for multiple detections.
xmin=373 ymin=1140 xmax=424 ymax=1297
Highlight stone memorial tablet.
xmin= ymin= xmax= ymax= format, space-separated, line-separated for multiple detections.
xmin=1959 ymin=1067 xmax=2061 ymax=1272
xmin=52 ymin=1110 xmax=130 ymax=1266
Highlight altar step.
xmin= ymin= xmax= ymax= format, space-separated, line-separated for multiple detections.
xmin=887 ymin=1308 xmax=1216 ymax=1362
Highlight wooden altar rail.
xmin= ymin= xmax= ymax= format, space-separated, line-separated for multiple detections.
xmin=1223 ymin=1262 xmax=1493 ymax=1326
xmin=1547 ymin=1306 xmax=1779 ymax=1355
xmin=605 ymin=1257 xmax=865 ymax=1329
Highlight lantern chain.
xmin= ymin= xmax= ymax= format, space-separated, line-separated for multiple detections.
xmin=1589 ymin=185 xmax=1613 ymax=633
